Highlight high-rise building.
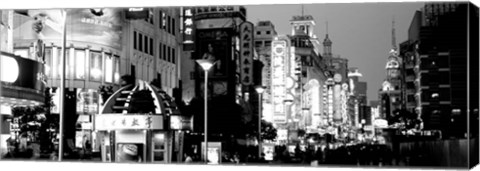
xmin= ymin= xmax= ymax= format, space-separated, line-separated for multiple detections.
xmin=412 ymin=3 xmax=479 ymax=138
xmin=379 ymin=20 xmax=404 ymax=124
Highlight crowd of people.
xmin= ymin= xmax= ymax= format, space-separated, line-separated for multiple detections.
xmin=183 ymin=143 xmax=399 ymax=167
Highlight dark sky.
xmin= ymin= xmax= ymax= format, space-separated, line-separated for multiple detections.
xmin=246 ymin=2 xmax=425 ymax=103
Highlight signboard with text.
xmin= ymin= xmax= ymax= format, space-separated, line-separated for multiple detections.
xmin=239 ymin=21 xmax=254 ymax=86
xmin=196 ymin=29 xmax=232 ymax=78
xmin=271 ymin=40 xmax=287 ymax=124
xmin=182 ymin=7 xmax=195 ymax=51
xmin=94 ymin=114 xmax=163 ymax=130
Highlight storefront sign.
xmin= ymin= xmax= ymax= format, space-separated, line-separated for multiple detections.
xmin=271 ymin=40 xmax=287 ymax=124
xmin=1 ymin=52 xmax=45 ymax=92
xmin=94 ymin=114 xmax=163 ymax=130
xmin=193 ymin=6 xmax=246 ymax=21
xmin=182 ymin=7 xmax=195 ymax=51
xmin=374 ymin=119 xmax=388 ymax=128
xmin=170 ymin=115 xmax=193 ymax=130
xmin=239 ymin=21 xmax=254 ymax=86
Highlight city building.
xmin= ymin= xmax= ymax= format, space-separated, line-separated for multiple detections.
xmin=254 ymin=20 xmax=277 ymax=123
xmin=410 ymin=3 xmax=479 ymax=138
xmin=7 ymin=7 xmax=185 ymax=162
xmin=378 ymin=20 xmax=404 ymax=125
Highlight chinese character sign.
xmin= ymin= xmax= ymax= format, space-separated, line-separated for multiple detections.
xmin=239 ymin=21 xmax=254 ymax=86
xmin=182 ymin=7 xmax=195 ymax=47
xmin=94 ymin=114 xmax=163 ymax=130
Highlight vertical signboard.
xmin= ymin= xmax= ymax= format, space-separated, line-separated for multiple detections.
xmin=239 ymin=21 xmax=254 ymax=86
xmin=182 ymin=7 xmax=195 ymax=51
xmin=271 ymin=40 xmax=287 ymax=124
xmin=333 ymin=84 xmax=342 ymax=123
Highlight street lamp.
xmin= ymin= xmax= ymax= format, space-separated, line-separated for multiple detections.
xmin=196 ymin=59 xmax=215 ymax=164
xmin=254 ymin=85 xmax=265 ymax=158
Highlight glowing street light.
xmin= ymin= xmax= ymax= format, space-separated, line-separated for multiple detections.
xmin=196 ymin=59 xmax=215 ymax=164
xmin=254 ymin=85 xmax=265 ymax=158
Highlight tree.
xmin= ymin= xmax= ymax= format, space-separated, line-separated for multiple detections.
xmin=260 ymin=120 xmax=277 ymax=141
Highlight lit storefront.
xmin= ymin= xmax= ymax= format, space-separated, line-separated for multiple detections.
xmin=0 ymin=52 xmax=45 ymax=154
xmin=12 ymin=9 xmax=124 ymax=153
xmin=95 ymin=80 xmax=191 ymax=163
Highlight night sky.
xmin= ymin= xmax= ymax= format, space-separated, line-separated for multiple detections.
xmin=246 ymin=2 xmax=425 ymax=103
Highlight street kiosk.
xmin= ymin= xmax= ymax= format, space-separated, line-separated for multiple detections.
xmin=94 ymin=80 xmax=191 ymax=163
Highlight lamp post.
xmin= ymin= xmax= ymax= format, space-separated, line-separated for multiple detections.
xmin=254 ymin=85 xmax=265 ymax=158
xmin=58 ymin=9 xmax=67 ymax=161
xmin=196 ymin=59 xmax=215 ymax=164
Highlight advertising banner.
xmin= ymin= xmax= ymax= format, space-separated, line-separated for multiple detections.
xmin=239 ymin=21 xmax=254 ymax=86
xmin=196 ymin=29 xmax=232 ymax=78
xmin=1 ymin=52 xmax=45 ymax=92
xmin=271 ymin=40 xmax=287 ymax=124
xmin=13 ymin=8 xmax=123 ymax=50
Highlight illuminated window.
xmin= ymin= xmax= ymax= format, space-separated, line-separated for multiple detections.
xmin=105 ymin=55 xmax=113 ymax=83
xmin=75 ymin=50 xmax=86 ymax=79
xmin=114 ymin=56 xmax=120 ymax=83
xmin=89 ymin=52 xmax=102 ymax=82
xmin=431 ymin=93 xmax=439 ymax=99
xmin=45 ymin=48 xmax=52 ymax=78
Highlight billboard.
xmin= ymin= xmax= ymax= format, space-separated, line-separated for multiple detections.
xmin=13 ymin=8 xmax=123 ymax=50
xmin=271 ymin=40 xmax=288 ymax=124
xmin=239 ymin=21 xmax=254 ymax=86
xmin=182 ymin=7 xmax=195 ymax=51
xmin=1 ymin=52 xmax=45 ymax=92
xmin=196 ymin=29 xmax=232 ymax=78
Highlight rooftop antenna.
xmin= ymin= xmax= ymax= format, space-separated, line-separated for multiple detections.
xmin=301 ymin=4 xmax=304 ymax=16
xmin=326 ymin=21 xmax=329 ymax=35
xmin=391 ymin=15 xmax=396 ymax=51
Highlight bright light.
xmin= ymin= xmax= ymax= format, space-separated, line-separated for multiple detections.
xmin=91 ymin=68 xmax=101 ymax=79
xmin=196 ymin=59 xmax=215 ymax=71
xmin=255 ymin=85 xmax=265 ymax=94
xmin=1 ymin=55 xmax=19 ymax=83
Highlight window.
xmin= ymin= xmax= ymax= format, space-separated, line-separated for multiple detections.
xmin=144 ymin=35 xmax=148 ymax=53
xmin=257 ymin=31 xmax=261 ymax=35
xmin=114 ymin=57 xmax=120 ymax=83
xmin=75 ymin=50 xmax=86 ymax=79
xmin=172 ymin=48 xmax=176 ymax=64
xmin=167 ymin=16 xmax=171 ymax=34
xmin=133 ymin=31 xmax=137 ymax=50
xmin=57 ymin=48 xmax=72 ymax=79
xmin=255 ymin=41 xmax=263 ymax=48
xmin=139 ymin=33 xmax=143 ymax=52
xmin=265 ymin=41 xmax=272 ymax=47
xmin=159 ymin=43 xmax=162 ymax=60
xmin=89 ymin=52 xmax=102 ymax=82
xmin=162 ymin=13 xmax=167 ymax=30
xmin=162 ymin=44 xmax=166 ymax=60
xmin=159 ymin=11 xmax=163 ymax=29
xmin=266 ymin=31 xmax=271 ymax=34
xmin=45 ymin=48 xmax=52 ymax=77
xmin=149 ymin=38 xmax=154 ymax=55
xmin=105 ymin=55 xmax=113 ymax=83
xmin=172 ymin=18 xmax=176 ymax=36
xmin=167 ymin=46 xmax=171 ymax=62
